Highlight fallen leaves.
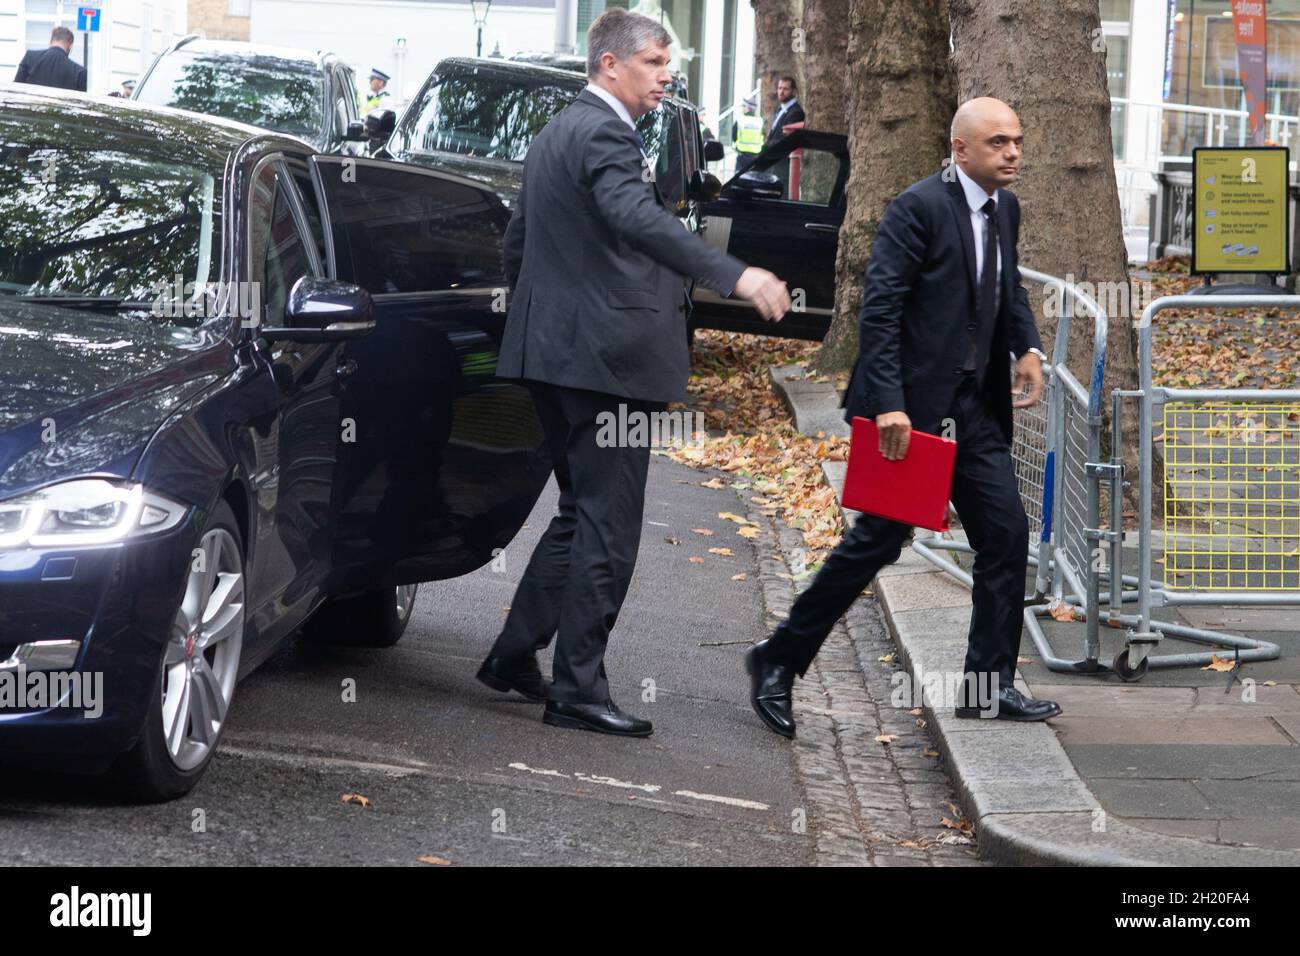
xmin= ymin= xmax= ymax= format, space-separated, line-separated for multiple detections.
xmin=418 ymin=855 xmax=453 ymax=865
xmin=688 ymin=556 xmax=705 ymax=565
xmin=708 ymin=547 xmax=734 ymax=556
xmin=1048 ymin=601 xmax=1080 ymax=622
xmin=691 ymin=528 xmax=715 ymax=536
xmin=718 ymin=511 xmax=757 ymax=526
xmin=731 ymin=573 xmax=748 ymax=581
xmin=1203 ymin=654 xmax=1238 ymax=672
xmin=875 ymin=734 xmax=899 ymax=745
xmin=341 ymin=793 xmax=371 ymax=808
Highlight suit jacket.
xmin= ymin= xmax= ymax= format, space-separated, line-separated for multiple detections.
xmin=767 ymin=100 xmax=805 ymax=142
xmin=14 ymin=47 xmax=87 ymax=92
xmin=842 ymin=170 xmax=1044 ymax=444
xmin=497 ymin=88 xmax=747 ymax=404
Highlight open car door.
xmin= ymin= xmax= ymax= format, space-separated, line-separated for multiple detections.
xmin=307 ymin=155 xmax=552 ymax=593
xmin=691 ymin=129 xmax=848 ymax=340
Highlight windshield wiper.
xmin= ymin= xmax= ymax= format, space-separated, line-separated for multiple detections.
xmin=7 ymin=295 xmax=155 ymax=311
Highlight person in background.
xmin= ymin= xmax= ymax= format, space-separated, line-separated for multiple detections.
xmin=14 ymin=27 xmax=87 ymax=92
xmin=733 ymin=96 xmax=764 ymax=172
xmin=361 ymin=68 xmax=391 ymax=113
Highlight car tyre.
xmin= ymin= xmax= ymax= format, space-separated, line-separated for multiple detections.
xmin=300 ymin=584 xmax=418 ymax=649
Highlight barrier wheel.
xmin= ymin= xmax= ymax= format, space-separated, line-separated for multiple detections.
xmin=1113 ymin=648 xmax=1149 ymax=683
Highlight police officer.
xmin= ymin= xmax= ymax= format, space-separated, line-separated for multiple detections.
xmin=361 ymin=68 xmax=391 ymax=113
xmin=733 ymin=96 xmax=763 ymax=172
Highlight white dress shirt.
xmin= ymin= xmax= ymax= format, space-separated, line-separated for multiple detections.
xmin=770 ymin=96 xmax=799 ymax=134
xmin=584 ymin=82 xmax=635 ymax=130
xmin=954 ymin=162 xmax=1001 ymax=299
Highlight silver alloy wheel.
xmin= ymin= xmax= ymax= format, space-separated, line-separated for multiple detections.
xmin=395 ymin=584 xmax=417 ymax=621
xmin=163 ymin=527 xmax=244 ymax=772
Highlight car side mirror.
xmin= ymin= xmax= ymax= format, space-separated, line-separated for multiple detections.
xmin=364 ymin=108 xmax=396 ymax=141
xmin=703 ymin=140 xmax=724 ymax=163
xmin=344 ymin=119 xmax=367 ymax=141
xmin=260 ymin=277 xmax=376 ymax=343
xmin=724 ymin=171 xmax=783 ymax=200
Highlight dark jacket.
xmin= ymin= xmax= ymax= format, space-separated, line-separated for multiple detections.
xmin=14 ymin=46 xmax=87 ymax=92
xmin=842 ymin=170 xmax=1044 ymax=444
xmin=497 ymin=89 xmax=747 ymax=403
xmin=766 ymin=99 xmax=805 ymax=142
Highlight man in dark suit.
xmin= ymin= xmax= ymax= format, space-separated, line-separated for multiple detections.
xmin=766 ymin=76 xmax=804 ymax=144
xmin=477 ymin=8 xmax=791 ymax=737
xmin=745 ymin=97 xmax=1062 ymax=738
xmin=14 ymin=27 xmax=87 ymax=92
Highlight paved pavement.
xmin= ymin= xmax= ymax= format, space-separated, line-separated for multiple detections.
xmin=0 ymin=455 xmax=978 ymax=866
xmin=772 ymin=362 xmax=1300 ymax=864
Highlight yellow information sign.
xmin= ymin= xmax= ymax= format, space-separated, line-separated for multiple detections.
xmin=1192 ymin=146 xmax=1290 ymax=274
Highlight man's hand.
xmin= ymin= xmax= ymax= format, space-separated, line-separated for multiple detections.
xmin=1012 ymin=351 xmax=1044 ymax=409
xmin=876 ymin=411 xmax=912 ymax=461
xmin=733 ymin=267 xmax=791 ymax=321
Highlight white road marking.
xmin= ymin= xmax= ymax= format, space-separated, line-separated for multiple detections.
xmin=673 ymin=790 xmax=770 ymax=811
xmin=507 ymin=763 xmax=766 ymax=809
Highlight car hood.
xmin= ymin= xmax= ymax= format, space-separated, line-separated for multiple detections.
xmin=398 ymin=150 xmax=522 ymax=205
xmin=0 ymin=300 xmax=229 ymax=499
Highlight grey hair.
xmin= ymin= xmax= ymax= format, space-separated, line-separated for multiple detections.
xmin=586 ymin=9 xmax=672 ymax=78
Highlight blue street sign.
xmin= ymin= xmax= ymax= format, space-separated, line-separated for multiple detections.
xmin=77 ymin=7 xmax=101 ymax=32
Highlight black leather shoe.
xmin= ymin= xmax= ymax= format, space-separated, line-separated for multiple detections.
xmin=476 ymin=654 xmax=547 ymax=701
xmin=543 ymin=699 xmax=652 ymax=737
xmin=745 ymin=638 xmax=796 ymax=739
xmin=955 ymin=685 xmax=1062 ymax=721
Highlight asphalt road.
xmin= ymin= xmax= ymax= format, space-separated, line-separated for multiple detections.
xmin=0 ymin=456 xmax=814 ymax=866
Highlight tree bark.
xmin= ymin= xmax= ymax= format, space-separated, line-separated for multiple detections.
xmin=812 ymin=0 xmax=955 ymax=374
xmin=751 ymin=0 xmax=804 ymax=129
xmin=946 ymin=0 xmax=1140 ymax=510
xmin=798 ymin=0 xmax=850 ymax=135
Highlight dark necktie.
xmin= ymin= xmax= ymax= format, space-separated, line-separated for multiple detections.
xmin=964 ymin=198 xmax=1000 ymax=376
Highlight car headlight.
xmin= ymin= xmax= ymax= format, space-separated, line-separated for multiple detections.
xmin=0 ymin=479 xmax=189 ymax=549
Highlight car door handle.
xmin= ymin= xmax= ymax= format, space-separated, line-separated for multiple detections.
xmin=335 ymin=358 xmax=358 ymax=380
xmin=804 ymin=222 xmax=838 ymax=233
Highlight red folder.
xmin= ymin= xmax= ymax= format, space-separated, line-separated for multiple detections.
xmin=841 ymin=417 xmax=957 ymax=531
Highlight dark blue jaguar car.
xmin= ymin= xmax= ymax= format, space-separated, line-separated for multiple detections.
xmin=0 ymin=88 xmax=551 ymax=799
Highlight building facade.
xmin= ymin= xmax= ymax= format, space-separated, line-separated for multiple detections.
xmin=2 ymin=0 xmax=188 ymax=94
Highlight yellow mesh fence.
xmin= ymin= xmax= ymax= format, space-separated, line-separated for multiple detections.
xmin=1162 ymin=402 xmax=1300 ymax=591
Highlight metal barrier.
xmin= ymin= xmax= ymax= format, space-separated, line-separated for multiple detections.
xmin=911 ymin=273 xmax=1284 ymax=681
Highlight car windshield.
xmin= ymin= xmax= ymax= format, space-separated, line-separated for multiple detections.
xmin=136 ymin=48 xmax=324 ymax=140
xmin=0 ymin=109 xmax=224 ymax=332
xmin=393 ymin=67 xmax=580 ymax=161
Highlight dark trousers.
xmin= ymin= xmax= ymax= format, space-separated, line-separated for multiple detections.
xmin=767 ymin=375 xmax=1029 ymax=690
xmin=490 ymin=382 xmax=660 ymax=703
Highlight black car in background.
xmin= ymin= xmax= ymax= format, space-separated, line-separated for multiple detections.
xmin=132 ymin=36 xmax=369 ymax=155
xmin=385 ymin=56 xmax=848 ymax=340
xmin=0 ymin=88 xmax=550 ymax=799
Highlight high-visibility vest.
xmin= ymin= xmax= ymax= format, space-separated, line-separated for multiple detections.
xmin=736 ymin=113 xmax=764 ymax=153
xmin=362 ymin=89 xmax=390 ymax=113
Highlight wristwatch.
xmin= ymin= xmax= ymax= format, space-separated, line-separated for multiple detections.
xmin=1025 ymin=347 xmax=1048 ymax=362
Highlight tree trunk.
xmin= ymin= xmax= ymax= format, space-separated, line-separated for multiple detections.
xmin=751 ymin=0 xmax=803 ymax=129
xmin=946 ymin=0 xmax=1140 ymax=513
xmin=799 ymin=0 xmax=850 ymax=135
xmin=812 ymin=0 xmax=955 ymax=374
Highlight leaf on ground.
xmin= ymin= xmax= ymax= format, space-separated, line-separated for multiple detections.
xmin=731 ymin=573 xmax=748 ymax=581
xmin=701 ymin=478 xmax=726 ymax=489
xmin=342 ymin=793 xmax=371 ymax=808
xmin=1203 ymin=654 xmax=1238 ymax=672
xmin=708 ymin=547 xmax=734 ymax=556
xmin=664 ymin=536 xmax=681 ymax=545
xmin=1263 ymin=680 xmax=1278 ymax=686
xmin=1048 ymin=601 xmax=1078 ymax=622
xmin=691 ymin=528 xmax=715 ymax=536
xmin=688 ymin=556 xmax=705 ymax=564
xmin=936 ymin=832 xmax=974 ymax=846
xmin=718 ymin=511 xmax=757 ymax=526
xmin=940 ymin=815 xmax=974 ymax=833
xmin=875 ymin=734 xmax=899 ymax=745
xmin=878 ymin=653 xmax=895 ymax=663
xmin=418 ymin=855 xmax=453 ymax=865
xmin=923 ymin=747 xmax=941 ymax=758
xmin=1016 ymin=656 xmax=1033 ymax=664
xmin=908 ymin=708 xmax=923 ymax=717
xmin=737 ymin=526 xmax=761 ymax=539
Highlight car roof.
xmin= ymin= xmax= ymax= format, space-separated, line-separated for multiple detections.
xmin=166 ymin=36 xmax=337 ymax=69
xmin=1 ymin=85 xmax=312 ymax=165
xmin=434 ymin=56 xmax=587 ymax=87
